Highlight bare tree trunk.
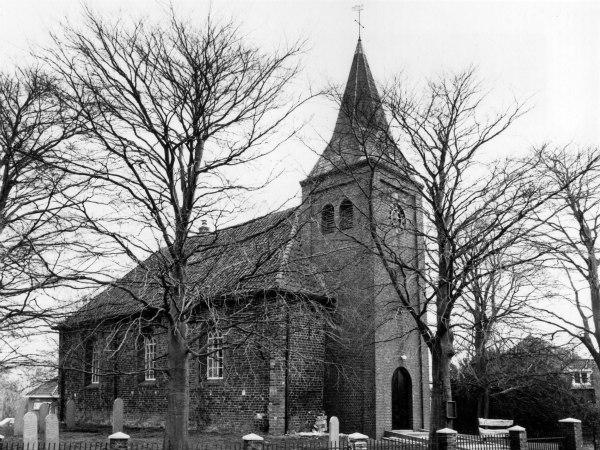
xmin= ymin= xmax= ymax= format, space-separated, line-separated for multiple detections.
xmin=164 ymin=322 xmax=189 ymax=450
xmin=430 ymin=335 xmax=453 ymax=440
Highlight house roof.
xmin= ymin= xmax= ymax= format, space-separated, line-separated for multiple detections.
xmin=306 ymin=38 xmax=403 ymax=181
xmin=26 ymin=378 xmax=59 ymax=399
xmin=567 ymin=359 xmax=596 ymax=372
xmin=61 ymin=208 xmax=329 ymax=328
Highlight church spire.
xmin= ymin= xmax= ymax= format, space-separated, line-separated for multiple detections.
xmin=306 ymin=39 xmax=394 ymax=180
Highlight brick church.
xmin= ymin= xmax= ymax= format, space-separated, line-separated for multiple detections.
xmin=58 ymin=38 xmax=430 ymax=438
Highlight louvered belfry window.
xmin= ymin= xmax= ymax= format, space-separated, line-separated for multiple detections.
xmin=321 ymin=204 xmax=335 ymax=234
xmin=339 ymin=199 xmax=354 ymax=230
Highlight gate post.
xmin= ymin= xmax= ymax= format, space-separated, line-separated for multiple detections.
xmin=436 ymin=428 xmax=458 ymax=450
xmin=559 ymin=418 xmax=583 ymax=450
xmin=508 ymin=426 xmax=528 ymax=450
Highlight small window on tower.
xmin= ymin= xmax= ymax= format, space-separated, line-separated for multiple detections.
xmin=321 ymin=204 xmax=335 ymax=234
xmin=390 ymin=203 xmax=407 ymax=230
xmin=339 ymin=199 xmax=354 ymax=230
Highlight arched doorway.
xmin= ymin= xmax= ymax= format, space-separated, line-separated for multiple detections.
xmin=392 ymin=367 xmax=413 ymax=430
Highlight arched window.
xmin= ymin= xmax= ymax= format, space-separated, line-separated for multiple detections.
xmin=321 ymin=204 xmax=335 ymax=234
xmin=207 ymin=331 xmax=224 ymax=380
xmin=339 ymin=199 xmax=354 ymax=230
xmin=144 ymin=336 xmax=156 ymax=381
xmin=390 ymin=203 xmax=407 ymax=230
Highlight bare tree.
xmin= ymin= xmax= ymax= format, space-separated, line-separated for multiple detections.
xmin=0 ymin=67 xmax=84 ymax=371
xmin=46 ymin=11 xmax=316 ymax=448
xmin=529 ymin=147 xmax=600 ymax=372
xmin=454 ymin=251 xmax=544 ymax=418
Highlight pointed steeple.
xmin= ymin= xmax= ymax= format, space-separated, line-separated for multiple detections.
xmin=306 ymin=39 xmax=397 ymax=180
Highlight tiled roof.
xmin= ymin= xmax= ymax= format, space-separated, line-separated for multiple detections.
xmin=62 ymin=208 xmax=329 ymax=328
xmin=26 ymin=378 xmax=59 ymax=398
xmin=307 ymin=39 xmax=403 ymax=180
xmin=567 ymin=358 xmax=596 ymax=372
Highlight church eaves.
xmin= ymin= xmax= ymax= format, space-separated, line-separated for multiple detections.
xmin=306 ymin=39 xmax=400 ymax=181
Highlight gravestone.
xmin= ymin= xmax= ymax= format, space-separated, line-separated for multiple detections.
xmin=65 ymin=399 xmax=76 ymax=430
xmin=329 ymin=416 xmax=340 ymax=447
xmin=14 ymin=398 xmax=27 ymax=436
xmin=23 ymin=411 xmax=38 ymax=450
xmin=45 ymin=413 xmax=59 ymax=450
xmin=112 ymin=398 xmax=124 ymax=433
xmin=38 ymin=404 xmax=49 ymax=434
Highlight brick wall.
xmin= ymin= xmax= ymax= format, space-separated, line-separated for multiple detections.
xmin=59 ymin=298 xmax=326 ymax=433
xmin=301 ymin=163 xmax=430 ymax=437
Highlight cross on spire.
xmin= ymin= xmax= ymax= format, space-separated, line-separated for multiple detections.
xmin=353 ymin=4 xmax=364 ymax=39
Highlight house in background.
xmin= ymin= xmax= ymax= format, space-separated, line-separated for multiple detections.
xmin=26 ymin=378 xmax=60 ymax=412
xmin=567 ymin=359 xmax=599 ymax=403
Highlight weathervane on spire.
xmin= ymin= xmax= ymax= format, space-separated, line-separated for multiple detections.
xmin=353 ymin=4 xmax=364 ymax=40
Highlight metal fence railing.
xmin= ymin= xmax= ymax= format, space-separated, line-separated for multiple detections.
xmin=0 ymin=434 xmax=567 ymax=450
xmin=0 ymin=440 xmax=426 ymax=450
xmin=527 ymin=437 xmax=564 ymax=450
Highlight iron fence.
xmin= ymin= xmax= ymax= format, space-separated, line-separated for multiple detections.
xmin=0 ymin=435 xmax=569 ymax=450
xmin=527 ymin=437 xmax=564 ymax=450
xmin=0 ymin=439 xmax=425 ymax=450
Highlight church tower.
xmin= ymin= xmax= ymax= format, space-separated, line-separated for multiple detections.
xmin=300 ymin=39 xmax=430 ymax=437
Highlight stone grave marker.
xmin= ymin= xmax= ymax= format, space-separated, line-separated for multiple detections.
xmin=14 ymin=398 xmax=27 ymax=436
xmin=112 ymin=398 xmax=124 ymax=433
xmin=65 ymin=399 xmax=76 ymax=430
xmin=23 ymin=411 xmax=38 ymax=450
xmin=45 ymin=413 xmax=59 ymax=450
xmin=38 ymin=404 xmax=49 ymax=434
xmin=329 ymin=416 xmax=339 ymax=447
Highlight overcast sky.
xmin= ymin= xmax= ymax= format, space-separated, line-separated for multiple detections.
xmin=1 ymin=0 xmax=598 ymax=215
xmin=1 ymin=1 xmax=598 ymax=368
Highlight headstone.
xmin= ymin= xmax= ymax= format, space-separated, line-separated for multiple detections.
xmin=23 ymin=411 xmax=38 ymax=450
xmin=329 ymin=416 xmax=340 ymax=448
xmin=65 ymin=399 xmax=76 ymax=430
xmin=45 ymin=413 xmax=59 ymax=450
xmin=38 ymin=403 xmax=49 ymax=434
xmin=112 ymin=398 xmax=124 ymax=433
xmin=14 ymin=398 xmax=27 ymax=436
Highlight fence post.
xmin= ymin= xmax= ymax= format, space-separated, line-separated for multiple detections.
xmin=508 ymin=426 xmax=528 ymax=450
xmin=436 ymin=428 xmax=458 ymax=450
xmin=347 ymin=432 xmax=369 ymax=449
xmin=559 ymin=418 xmax=583 ymax=450
xmin=242 ymin=433 xmax=264 ymax=450
xmin=108 ymin=431 xmax=130 ymax=450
